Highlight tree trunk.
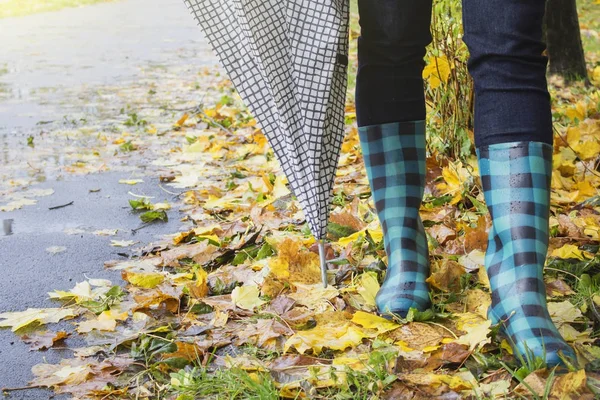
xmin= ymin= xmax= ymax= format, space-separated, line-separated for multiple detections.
xmin=545 ymin=0 xmax=588 ymax=82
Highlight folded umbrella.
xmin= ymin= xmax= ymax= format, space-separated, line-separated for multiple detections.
xmin=183 ymin=0 xmax=350 ymax=287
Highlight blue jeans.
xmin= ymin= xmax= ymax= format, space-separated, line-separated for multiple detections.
xmin=355 ymin=0 xmax=553 ymax=147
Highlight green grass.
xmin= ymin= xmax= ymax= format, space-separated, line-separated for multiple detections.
xmin=578 ymin=0 xmax=600 ymax=59
xmin=0 ymin=0 xmax=116 ymax=19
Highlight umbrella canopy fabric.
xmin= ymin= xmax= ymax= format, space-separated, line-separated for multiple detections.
xmin=183 ymin=0 xmax=350 ymax=244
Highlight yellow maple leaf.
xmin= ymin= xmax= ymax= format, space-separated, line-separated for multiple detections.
xmin=354 ymin=271 xmax=380 ymax=308
xmin=284 ymin=319 xmax=366 ymax=354
xmin=266 ymin=238 xmax=322 ymax=284
xmin=551 ymin=244 xmax=586 ymax=260
xmin=436 ymin=163 xmax=469 ymax=205
xmin=337 ymin=226 xmax=383 ymax=247
xmin=122 ymin=271 xmax=165 ymax=289
xmin=565 ymin=101 xmax=587 ymax=122
xmin=268 ymin=257 xmax=290 ymax=280
xmin=454 ymin=313 xmax=491 ymax=351
xmin=48 ymin=281 xmax=93 ymax=302
xmin=288 ymin=282 xmax=340 ymax=311
xmin=572 ymin=139 xmax=600 ymax=161
xmin=423 ymin=55 xmax=451 ymax=89
xmin=593 ymin=66 xmax=600 ymax=83
xmin=77 ymin=310 xmax=128 ymax=333
xmin=231 ymin=285 xmax=266 ymax=310
xmin=351 ymin=311 xmax=399 ymax=334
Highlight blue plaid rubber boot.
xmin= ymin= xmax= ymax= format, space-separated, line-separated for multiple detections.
xmin=358 ymin=121 xmax=431 ymax=318
xmin=478 ymin=142 xmax=575 ymax=365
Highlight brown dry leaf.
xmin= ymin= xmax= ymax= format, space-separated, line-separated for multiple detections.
xmin=162 ymin=342 xmax=202 ymax=361
xmin=546 ymin=279 xmax=575 ymax=297
xmin=387 ymin=322 xmax=446 ymax=352
xmin=558 ymin=214 xmax=584 ymax=238
xmin=329 ymin=210 xmax=366 ymax=232
xmin=31 ymin=359 xmax=94 ymax=387
xmin=31 ymin=356 xmax=131 ymax=396
xmin=463 ymin=216 xmax=488 ymax=252
xmin=133 ymin=284 xmax=182 ymax=313
xmin=427 ymin=260 xmax=465 ymax=292
xmin=398 ymin=372 xmax=474 ymax=391
xmin=22 ymin=331 xmax=69 ymax=351
xmin=382 ymin=382 xmax=419 ymax=400
xmin=436 ymin=342 xmax=470 ymax=364
xmin=187 ymin=268 xmax=209 ymax=299
xmin=429 ymin=224 xmax=456 ymax=245
xmin=514 ymin=369 xmax=591 ymax=399
xmin=236 ymin=319 xmax=293 ymax=347
xmin=160 ymin=241 xmax=218 ymax=267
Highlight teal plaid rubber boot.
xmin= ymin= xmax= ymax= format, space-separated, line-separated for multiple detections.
xmin=358 ymin=121 xmax=431 ymax=317
xmin=477 ymin=142 xmax=576 ymax=366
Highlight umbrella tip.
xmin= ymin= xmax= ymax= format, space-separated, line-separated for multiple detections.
xmin=318 ymin=239 xmax=328 ymax=288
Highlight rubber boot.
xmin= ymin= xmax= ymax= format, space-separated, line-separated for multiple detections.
xmin=358 ymin=121 xmax=431 ymax=317
xmin=477 ymin=141 xmax=576 ymax=366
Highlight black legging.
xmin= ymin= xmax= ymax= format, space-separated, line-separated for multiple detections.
xmin=355 ymin=0 xmax=553 ymax=148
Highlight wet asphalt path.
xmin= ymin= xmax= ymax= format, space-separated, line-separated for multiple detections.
xmin=0 ymin=0 xmax=214 ymax=397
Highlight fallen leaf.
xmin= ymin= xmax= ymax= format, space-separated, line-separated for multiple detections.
xmin=0 ymin=198 xmax=37 ymax=211
xmin=548 ymin=300 xmax=582 ymax=326
xmin=288 ymin=283 xmax=339 ymax=311
xmin=93 ymin=229 xmax=118 ymax=236
xmin=351 ymin=311 xmax=399 ymax=334
xmin=77 ymin=310 xmax=128 ymax=333
xmin=22 ymin=331 xmax=69 ymax=351
xmin=427 ymin=260 xmax=465 ymax=292
xmin=231 ymin=285 xmax=267 ymax=310
xmin=355 ymin=271 xmax=380 ymax=308
xmin=422 ymin=55 xmax=451 ymax=89
xmin=118 ymin=179 xmax=144 ymax=185
xmin=110 ymin=240 xmax=136 ymax=247
xmin=0 ymin=308 xmax=76 ymax=331
xmin=46 ymin=246 xmax=67 ymax=255
xmin=454 ymin=313 xmax=491 ymax=351
xmin=122 ymin=271 xmax=165 ymax=289
xmin=284 ymin=316 xmax=366 ymax=354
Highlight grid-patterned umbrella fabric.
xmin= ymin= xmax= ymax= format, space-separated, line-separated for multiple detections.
xmin=183 ymin=0 xmax=349 ymax=239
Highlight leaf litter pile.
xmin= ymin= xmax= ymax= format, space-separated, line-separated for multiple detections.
xmin=3 ymin=17 xmax=600 ymax=400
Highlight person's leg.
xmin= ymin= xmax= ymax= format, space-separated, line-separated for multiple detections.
xmin=463 ymin=0 xmax=575 ymax=365
xmin=356 ymin=0 xmax=433 ymax=317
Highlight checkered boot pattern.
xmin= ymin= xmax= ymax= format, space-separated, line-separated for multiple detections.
xmin=358 ymin=121 xmax=431 ymax=317
xmin=477 ymin=142 xmax=575 ymax=365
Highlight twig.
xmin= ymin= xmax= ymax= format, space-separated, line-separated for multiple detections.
xmin=158 ymin=184 xmax=181 ymax=196
xmin=426 ymin=321 xmax=458 ymax=339
xmin=48 ymin=201 xmax=74 ymax=210
xmin=544 ymin=266 xmax=582 ymax=281
xmin=131 ymin=223 xmax=150 ymax=235
xmin=27 ymin=162 xmax=41 ymax=173
xmin=2 ymin=385 xmax=43 ymax=392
